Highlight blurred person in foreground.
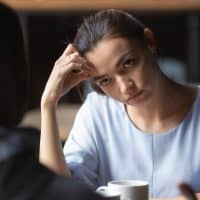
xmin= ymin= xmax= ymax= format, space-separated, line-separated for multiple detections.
xmin=40 ymin=9 xmax=200 ymax=200
xmin=0 ymin=3 xmax=104 ymax=200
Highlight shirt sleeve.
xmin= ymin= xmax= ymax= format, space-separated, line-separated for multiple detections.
xmin=63 ymin=96 xmax=98 ymax=189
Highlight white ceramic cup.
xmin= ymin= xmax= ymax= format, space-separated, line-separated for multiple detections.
xmin=96 ymin=180 xmax=149 ymax=200
xmin=96 ymin=187 xmax=121 ymax=200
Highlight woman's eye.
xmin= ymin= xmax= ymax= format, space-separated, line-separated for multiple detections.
xmin=123 ymin=58 xmax=136 ymax=68
xmin=98 ymin=77 xmax=112 ymax=87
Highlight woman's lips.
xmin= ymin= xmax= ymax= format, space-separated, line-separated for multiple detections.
xmin=126 ymin=90 xmax=144 ymax=103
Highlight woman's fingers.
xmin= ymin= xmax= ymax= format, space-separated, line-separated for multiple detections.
xmin=56 ymin=51 xmax=90 ymax=69
xmin=60 ymin=62 xmax=90 ymax=78
xmin=61 ymin=43 xmax=77 ymax=58
xmin=42 ymin=43 xmax=94 ymax=105
xmin=56 ymin=43 xmax=94 ymax=74
xmin=55 ymin=50 xmax=93 ymax=77
xmin=55 ymin=43 xmax=78 ymax=64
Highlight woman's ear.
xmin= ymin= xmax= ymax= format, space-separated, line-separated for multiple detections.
xmin=144 ymin=28 xmax=156 ymax=55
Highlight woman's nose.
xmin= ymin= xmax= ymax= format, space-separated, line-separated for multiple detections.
xmin=116 ymin=75 xmax=135 ymax=94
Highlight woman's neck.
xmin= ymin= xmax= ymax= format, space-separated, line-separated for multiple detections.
xmin=126 ymin=77 xmax=197 ymax=134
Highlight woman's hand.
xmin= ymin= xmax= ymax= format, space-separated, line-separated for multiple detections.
xmin=41 ymin=43 xmax=92 ymax=107
xmin=40 ymin=44 xmax=92 ymax=176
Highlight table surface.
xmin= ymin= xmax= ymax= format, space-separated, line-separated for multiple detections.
xmin=2 ymin=0 xmax=200 ymax=11
xmin=20 ymin=104 xmax=80 ymax=140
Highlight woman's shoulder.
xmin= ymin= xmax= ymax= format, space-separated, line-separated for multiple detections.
xmin=186 ymin=84 xmax=200 ymax=102
xmin=183 ymin=84 xmax=200 ymax=116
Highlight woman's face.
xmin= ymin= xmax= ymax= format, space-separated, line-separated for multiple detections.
xmin=86 ymin=37 xmax=160 ymax=107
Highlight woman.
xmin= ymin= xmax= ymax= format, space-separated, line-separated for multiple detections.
xmin=40 ymin=9 xmax=200 ymax=198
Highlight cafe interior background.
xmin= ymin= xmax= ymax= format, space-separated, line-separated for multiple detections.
xmin=2 ymin=0 xmax=200 ymax=140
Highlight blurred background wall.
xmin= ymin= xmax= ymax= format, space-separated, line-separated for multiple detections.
xmin=2 ymin=0 xmax=200 ymax=110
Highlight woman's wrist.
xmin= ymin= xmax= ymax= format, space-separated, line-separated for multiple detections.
xmin=41 ymin=93 xmax=58 ymax=110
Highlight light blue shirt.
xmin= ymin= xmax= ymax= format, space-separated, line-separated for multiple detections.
xmin=64 ymin=89 xmax=200 ymax=198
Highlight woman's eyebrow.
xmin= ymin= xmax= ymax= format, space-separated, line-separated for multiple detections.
xmin=115 ymin=49 xmax=135 ymax=67
xmin=93 ymin=49 xmax=135 ymax=81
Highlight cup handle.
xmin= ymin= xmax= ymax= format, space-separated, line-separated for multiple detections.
xmin=96 ymin=186 xmax=108 ymax=192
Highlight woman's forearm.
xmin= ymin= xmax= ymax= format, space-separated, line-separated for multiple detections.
xmin=39 ymin=103 xmax=71 ymax=177
xmin=39 ymin=43 xmax=92 ymax=177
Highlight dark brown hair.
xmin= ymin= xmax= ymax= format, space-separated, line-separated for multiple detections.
xmin=73 ymin=9 xmax=147 ymax=94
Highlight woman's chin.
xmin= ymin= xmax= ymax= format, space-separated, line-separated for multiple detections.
xmin=125 ymin=90 xmax=152 ymax=107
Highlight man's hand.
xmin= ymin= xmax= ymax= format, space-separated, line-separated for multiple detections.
xmin=151 ymin=183 xmax=200 ymax=200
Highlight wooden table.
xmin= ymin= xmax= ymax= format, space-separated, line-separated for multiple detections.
xmin=20 ymin=104 xmax=80 ymax=140
xmin=2 ymin=0 xmax=200 ymax=11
